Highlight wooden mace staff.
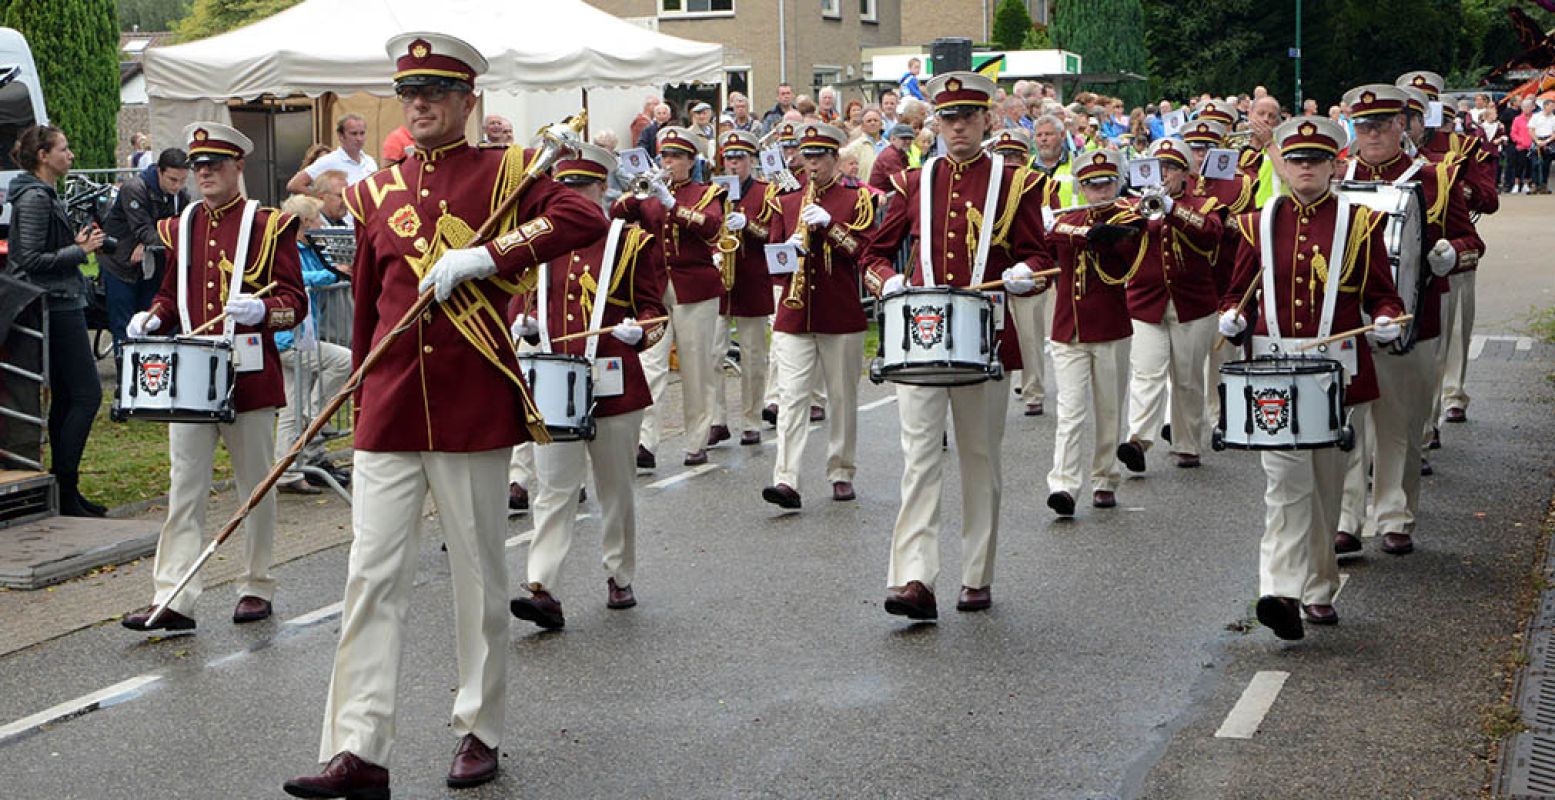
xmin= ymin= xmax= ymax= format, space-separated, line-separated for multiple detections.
xmin=142 ymin=113 xmax=589 ymax=628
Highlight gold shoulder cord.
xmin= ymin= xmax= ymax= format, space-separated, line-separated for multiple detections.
xmin=1091 ymin=209 xmax=1146 ymax=286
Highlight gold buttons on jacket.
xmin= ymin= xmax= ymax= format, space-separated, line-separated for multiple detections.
xmin=420 ymin=189 xmax=430 ymax=197
xmin=1294 ymin=299 xmax=1303 ymax=307
xmin=423 ymin=345 xmax=433 ymax=353
xmin=209 ymin=239 xmax=217 ymax=247
xmin=425 ymin=164 xmax=435 ymax=173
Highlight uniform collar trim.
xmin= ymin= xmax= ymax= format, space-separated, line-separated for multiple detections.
xmin=411 ymin=137 xmax=468 ymax=162
xmin=204 ymin=194 xmax=245 ymax=220
xmin=1290 ymin=190 xmax=1333 ymax=215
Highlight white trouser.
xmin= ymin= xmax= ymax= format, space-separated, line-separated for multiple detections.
xmin=1047 ymin=338 xmax=1130 ymax=495
xmin=1008 ymin=291 xmax=1049 ymax=404
xmin=527 ymin=410 xmax=643 ymax=591
xmin=887 ymin=379 xmax=1006 ymax=592
xmin=276 ymin=343 xmax=352 ymax=477
xmin=765 ymin=284 xmax=825 ymax=408
xmin=1433 ymin=271 xmax=1475 ymax=421
xmin=1341 ymin=341 xmax=1436 ymax=536
xmin=1338 ymin=405 xmax=1374 ymax=536
xmin=319 ymin=448 xmax=510 ymax=767
xmin=153 ymin=408 xmax=277 ymax=615
xmin=509 ymin=443 xmax=535 ymax=490
xmin=1126 ymin=302 xmax=1215 ymax=456
xmin=713 ymin=315 xmax=770 ymax=433
xmin=771 ymin=331 xmax=862 ymax=493
xmin=1259 ymin=445 xmax=1345 ymax=605
xmin=640 ymin=284 xmax=721 ymax=454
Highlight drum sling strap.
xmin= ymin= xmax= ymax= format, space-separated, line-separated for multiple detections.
xmin=536 ymin=218 xmax=624 ymax=362
xmin=175 ymin=199 xmax=260 ymax=340
xmin=915 ymin=155 xmax=1004 ymax=286
xmin=1257 ymin=193 xmax=1349 ymax=358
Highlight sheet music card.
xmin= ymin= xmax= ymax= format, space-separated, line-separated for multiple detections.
xmin=765 ymin=243 xmax=798 ymax=275
xmin=1200 ymin=148 xmax=1240 ymax=180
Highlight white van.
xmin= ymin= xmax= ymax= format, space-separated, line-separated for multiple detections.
xmin=0 ymin=26 xmax=49 ymax=232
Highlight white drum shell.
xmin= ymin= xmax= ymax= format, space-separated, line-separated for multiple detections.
xmin=876 ymin=287 xmax=999 ymax=386
xmin=1334 ymin=180 xmax=1426 ymax=353
xmin=519 ymin=353 xmax=595 ymax=441
xmin=1217 ymin=357 xmax=1346 ymax=450
xmin=112 ymin=336 xmax=236 ymax=423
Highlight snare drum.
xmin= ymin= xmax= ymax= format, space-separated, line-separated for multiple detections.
xmin=869 ymin=287 xmax=1003 ymax=387
xmin=1212 ymin=356 xmax=1353 ymax=451
xmin=519 ymin=353 xmax=595 ymax=441
xmin=1334 ymin=180 xmax=1428 ymax=354
xmin=111 ymin=336 xmax=237 ymax=423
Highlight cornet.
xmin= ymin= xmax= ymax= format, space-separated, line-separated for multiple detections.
xmin=626 ymin=166 xmax=669 ymax=199
xmin=1134 ymin=186 xmax=1170 ymax=221
xmin=1222 ymin=130 xmax=1255 ymax=147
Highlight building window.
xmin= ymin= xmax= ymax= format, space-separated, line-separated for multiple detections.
xmin=725 ymin=68 xmax=750 ymax=99
xmin=859 ymin=0 xmax=877 ymax=22
xmin=660 ymin=0 xmax=734 ymax=15
xmin=821 ymin=0 xmax=840 ymax=19
xmin=813 ymin=67 xmax=841 ymax=94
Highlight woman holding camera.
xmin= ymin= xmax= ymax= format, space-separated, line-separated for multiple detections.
xmin=5 ymin=124 xmax=107 ymax=517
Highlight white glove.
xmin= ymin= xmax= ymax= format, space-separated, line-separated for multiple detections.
xmin=1041 ymin=206 xmax=1057 ymax=233
xmin=784 ymin=229 xmax=807 ymax=251
xmin=127 ymin=311 xmax=160 ymax=338
xmin=1426 ymin=238 xmax=1456 ymax=276
xmin=1372 ymin=315 xmax=1401 ymax=344
xmin=652 ymin=180 xmax=676 ymax=210
xmin=725 ymin=211 xmax=747 ymax=231
xmin=799 ymin=203 xmax=832 ymax=227
xmin=419 ymin=246 xmax=498 ymax=302
xmin=1218 ymin=310 xmax=1247 ymax=337
xmin=224 ymin=295 xmax=266 ymax=326
xmin=612 ymin=317 xmax=644 ymax=346
xmin=882 ymin=274 xmax=908 ymax=296
xmin=509 ymin=314 xmax=539 ymax=342
xmin=1001 ymin=263 xmax=1036 ymax=294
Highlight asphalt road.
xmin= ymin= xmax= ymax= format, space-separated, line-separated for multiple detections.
xmin=0 ymin=197 xmax=1550 ymax=800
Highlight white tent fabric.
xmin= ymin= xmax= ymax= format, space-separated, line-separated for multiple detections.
xmin=144 ymin=0 xmax=724 ymax=101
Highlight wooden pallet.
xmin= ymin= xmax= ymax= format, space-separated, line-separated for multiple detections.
xmin=0 ymin=470 xmax=55 ymax=530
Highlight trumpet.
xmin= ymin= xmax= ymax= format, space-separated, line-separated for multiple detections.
xmin=1134 ymin=186 xmax=1170 ymax=221
xmin=626 ymin=166 xmax=668 ymax=199
xmin=1222 ymin=130 xmax=1255 ymax=147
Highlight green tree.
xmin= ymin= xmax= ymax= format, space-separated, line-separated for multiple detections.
xmin=1021 ymin=24 xmax=1052 ymax=50
xmin=1052 ymin=0 xmax=1151 ymax=106
xmin=992 ymin=0 xmax=1034 ymax=51
xmin=174 ymin=0 xmax=301 ymax=41
xmin=3 ymin=0 xmax=120 ymax=168
xmin=119 ymin=0 xmax=192 ymax=31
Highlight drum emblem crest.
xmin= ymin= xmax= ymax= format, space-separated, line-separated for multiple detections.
xmin=139 ymin=354 xmax=173 ymax=396
xmin=910 ymin=305 xmax=946 ymax=347
xmin=1252 ymin=388 xmax=1291 ymax=434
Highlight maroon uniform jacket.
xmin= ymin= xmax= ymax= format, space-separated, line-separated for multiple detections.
xmin=767 ymin=175 xmax=876 ymax=335
xmin=721 ymin=176 xmax=777 ymax=317
xmin=863 ymin=152 xmax=1053 ymax=371
xmin=1222 ymin=192 xmax=1405 ymax=405
xmin=150 ymin=197 xmax=307 ymax=413
xmin=1422 ymin=128 xmax=1499 ymax=216
xmin=530 ymin=223 xmax=667 ymax=418
xmin=1125 ymin=191 xmax=1224 ymax=324
xmin=1046 ymin=204 xmax=1144 ymax=344
xmin=612 ymin=179 xmax=725 ymax=305
xmin=868 ymin=143 xmax=909 ymax=194
xmin=343 ymin=139 xmax=608 ymax=452
xmin=1189 ymin=171 xmax=1257 ymax=295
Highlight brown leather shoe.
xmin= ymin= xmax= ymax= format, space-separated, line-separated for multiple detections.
xmin=1302 ymin=604 xmax=1339 ymax=625
xmin=1420 ymin=457 xmax=1434 ymax=476
xmin=232 ymin=595 xmax=272 ymax=624
xmin=884 ymin=580 xmax=937 ymax=620
xmin=1047 ymin=491 xmax=1075 ymax=517
xmin=683 ymin=449 xmax=708 ymax=466
xmin=121 ymin=606 xmax=196 ymax=632
xmin=606 ymin=578 xmax=636 ymax=609
xmin=1445 ymin=407 xmax=1467 ymax=423
xmin=510 ymin=590 xmax=565 ymax=629
xmin=1024 ymin=401 xmax=1044 ymax=416
xmin=1425 ymin=426 xmax=1441 ymax=450
xmin=1172 ymin=453 xmax=1201 ymax=468
xmin=762 ymin=403 xmax=778 ymax=425
xmin=283 ymin=751 xmax=389 ymax=799
xmin=1381 ymin=532 xmax=1414 ymax=555
xmin=707 ymin=424 xmax=731 ymax=447
xmin=508 ymin=482 xmax=529 ymax=511
xmin=832 ymin=481 xmax=856 ymax=502
xmin=809 ymin=405 xmax=826 ymax=422
xmin=446 ymin=733 xmax=499 ymax=789
xmin=1334 ymin=531 xmax=1363 ymax=555
xmin=1116 ymin=440 xmax=1146 ymax=473
xmin=761 ymin=483 xmax=802 ymax=509
xmin=1092 ymin=490 xmax=1117 ymax=509
xmin=279 ymin=477 xmax=323 ymax=495
xmin=636 ymin=445 xmax=655 ymax=470
xmin=956 ymin=586 xmax=991 ymax=612
xmin=740 ymin=430 xmax=761 ymax=446
xmin=1255 ymin=595 xmax=1304 ymax=641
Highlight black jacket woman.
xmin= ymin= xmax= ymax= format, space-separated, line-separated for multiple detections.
xmin=4 ymin=124 xmax=108 ymax=517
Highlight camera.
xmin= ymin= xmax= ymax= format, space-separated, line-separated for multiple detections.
xmin=63 ymin=176 xmax=120 ymax=252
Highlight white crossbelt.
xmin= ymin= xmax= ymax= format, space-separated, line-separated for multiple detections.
xmin=176 ymin=199 xmax=259 ymax=339
xmin=915 ymin=155 xmax=1005 ymax=286
xmin=537 ymin=218 xmax=625 ymax=362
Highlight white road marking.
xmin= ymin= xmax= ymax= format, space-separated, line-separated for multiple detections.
xmin=1518 ymin=337 xmax=1534 ymax=352
xmin=0 ymin=674 xmax=162 ymax=743
xmin=859 ymin=396 xmax=898 ymax=412
xmin=286 ymin=601 xmax=344 ymax=626
xmin=646 ymin=464 xmax=719 ymax=490
xmin=1470 ymin=334 xmax=1535 ymax=360
xmin=1215 ymin=670 xmax=1290 ymax=739
xmin=505 ymin=513 xmax=589 ymax=549
xmin=1333 ymin=573 xmax=1351 ymax=603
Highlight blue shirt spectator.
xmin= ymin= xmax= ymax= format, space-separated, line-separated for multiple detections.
xmin=276 ymin=239 xmax=338 ymax=352
xmin=899 ymin=58 xmax=926 ymax=101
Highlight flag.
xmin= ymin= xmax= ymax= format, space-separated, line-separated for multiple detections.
xmin=975 ymin=54 xmax=1005 ymax=80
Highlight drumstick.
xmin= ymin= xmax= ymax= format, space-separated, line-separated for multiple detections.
xmin=968 ymin=267 xmax=1062 ymax=293
xmin=1212 ymin=280 xmax=1262 ymax=353
xmin=549 ymin=315 xmax=669 ymax=344
xmin=187 ymin=281 xmax=279 ymax=336
xmin=1294 ymin=314 xmax=1414 ymax=352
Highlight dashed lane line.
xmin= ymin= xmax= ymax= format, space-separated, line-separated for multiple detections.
xmin=645 ymin=463 xmax=720 ymax=490
xmin=0 ymin=674 xmax=162 ymax=745
xmin=859 ymin=396 xmax=898 ymax=412
xmin=286 ymin=601 xmax=344 ymax=627
xmin=1214 ymin=670 xmax=1290 ymax=739
xmin=1469 ymin=334 xmax=1534 ymax=360
xmin=1333 ymin=573 xmax=1351 ymax=604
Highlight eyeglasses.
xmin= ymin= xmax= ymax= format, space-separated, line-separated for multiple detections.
xmin=396 ymin=84 xmax=465 ymax=104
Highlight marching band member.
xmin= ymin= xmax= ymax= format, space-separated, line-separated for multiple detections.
xmin=1043 ymin=150 xmax=1144 ymax=515
xmin=121 ymin=122 xmax=307 ymax=632
xmin=709 ymin=130 xmax=775 ymax=448
xmin=863 ymin=72 xmax=1051 ymax=619
xmin=762 ymin=119 xmax=827 ymax=427
xmin=617 ymin=126 xmax=725 ymax=469
xmin=285 ymin=33 xmax=606 ymax=797
xmin=1218 ymin=116 xmax=1404 ymax=641
xmin=1117 ymin=139 xmax=1224 ymax=472
xmin=509 ymin=143 xmax=668 ymax=629
xmin=1397 ymin=71 xmax=1492 ymax=437
xmin=1333 ymin=84 xmax=1481 ymax=558
xmin=990 ymin=127 xmax=1052 ymax=416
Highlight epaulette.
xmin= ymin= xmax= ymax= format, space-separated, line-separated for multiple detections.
xmin=889 ymin=169 xmax=913 ymax=196
xmin=156 ymin=216 xmax=178 ymax=249
xmin=692 ymin=184 xmax=721 ymax=211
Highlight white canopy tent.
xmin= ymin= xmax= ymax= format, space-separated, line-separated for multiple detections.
xmin=143 ymin=0 xmax=723 ymax=198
